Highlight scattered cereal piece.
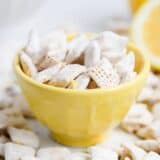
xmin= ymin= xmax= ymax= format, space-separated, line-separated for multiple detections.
xmin=152 ymin=103 xmax=160 ymax=120
xmin=134 ymin=120 xmax=160 ymax=139
xmin=49 ymin=64 xmax=86 ymax=87
xmin=0 ymin=112 xmax=26 ymax=130
xmin=121 ymin=103 xmax=153 ymax=133
xmin=88 ymin=146 xmax=118 ymax=160
xmin=146 ymin=72 xmax=160 ymax=88
xmin=121 ymin=143 xmax=147 ymax=160
xmin=84 ymin=41 xmax=101 ymax=67
xmin=65 ymin=35 xmax=89 ymax=63
xmin=143 ymin=151 xmax=160 ymax=160
xmin=4 ymin=143 xmax=35 ymax=160
xmin=20 ymin=52 xmax=37 ymax=77
xmin=37 ymin=147 xmax=70 ymax=160
xmin=66 ymin=152 xmax=90 ymax=160
xmin=7 ymin=127 xmax=40 ymax=148
xmin=136 ymin=139 xmax=160 ymax=153
xmin=137 ymin=87 xmax=154 ymax=102
xmin=12 ymin=94 xmax=33 ymax=118
xmin=0 ymin=91 xmax=13 ymax=109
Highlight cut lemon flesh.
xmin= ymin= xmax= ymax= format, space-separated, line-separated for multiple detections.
xmin=143 ymin=6 xmax=160 ymax=56
xmin=131 ymin=0 xmax=160 ymax=71
xmin=129 ymin=0 xmax=148 ymax=13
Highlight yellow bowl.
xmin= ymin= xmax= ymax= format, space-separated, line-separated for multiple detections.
xmin=14 ymin=43 xmax=150 ymax=147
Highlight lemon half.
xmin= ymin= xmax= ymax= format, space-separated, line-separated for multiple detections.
xmin=131 ymin=0 xmax=160 ymax=71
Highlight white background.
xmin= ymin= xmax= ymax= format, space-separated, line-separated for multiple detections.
xmin=0 ymin=0 xmax=131 ymax=86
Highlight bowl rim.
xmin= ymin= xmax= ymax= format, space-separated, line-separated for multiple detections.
xmin=14 ymin=43 xmax=150 ymax=95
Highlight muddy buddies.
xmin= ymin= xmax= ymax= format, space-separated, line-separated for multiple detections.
xmin=0 ymin=28 xmax=158 ymax=160
xmin=19 ymin=30 xmax=137 ymax=89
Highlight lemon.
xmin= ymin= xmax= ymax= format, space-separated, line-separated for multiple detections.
xmin=129 ymin=0 xmax=148 ymax=13
xmin=131 ymin=0 xmax=160 ymax=71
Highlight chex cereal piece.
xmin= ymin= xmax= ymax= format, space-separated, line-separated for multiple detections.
xmin=25 ymin=29 xmax=42 ymax=65
xmin=88 ymin=58 xmax=120 ymax=88
xmin=121 ymin=143 xmax=147 ymax=160
xmin=121 ymin=72 xmax=137 ymax=83
xmin=65 ymin=35 xmax=89 ymax=63
xmin=136 ymin=140 xmax=160 ymax=153
xmin=20 ymin=52 xmax=37 ymax=77
xmin=20 ymin=156 xmax=40 ymax=160
xmin=121 ymin=103 xmax=153 ymax=133
xmin=143 ymin=151 xmax=160 ymax=160
xmin=115 ymin=52 xmax=135 ymax=77
xmin=37 ymin=52 xmax=61 ymax=71
xmin=84 ymin=41 xmax=101 ymax=67
xmin=49 ymin=64 xmax=86 ymax=87
xmin=74 ymin=74 xmax=90 ymax=89
xmin=7 ymin=127 xmax=40 ymax=148
xmin=88 ymin=146 xmax=118 ymax=160
xmin=36 ymin=63 xmax=63 ymax=83
xmin=4 ymin=143 xmax=35 ymax=160
xmin=37 ymin=147 xmax=71 ymax=160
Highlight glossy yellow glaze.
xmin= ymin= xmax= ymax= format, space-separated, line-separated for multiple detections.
xmin=14 ymin=42 xmax=150 ymax=146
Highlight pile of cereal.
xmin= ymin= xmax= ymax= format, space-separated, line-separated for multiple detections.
xmin=19 ymin=30 xmax=137 ymax=89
